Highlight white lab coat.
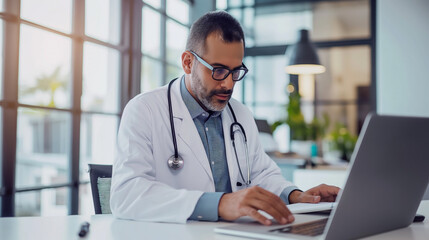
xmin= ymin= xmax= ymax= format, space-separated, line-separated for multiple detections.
xmin=110 ymin=78 xmax=296 ymax=223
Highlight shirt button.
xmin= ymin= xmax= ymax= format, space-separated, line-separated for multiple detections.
xmin=205 ymin=127 xmax=208 ymax=131
xmin=211 ymin=161 xmax=214 ymax=165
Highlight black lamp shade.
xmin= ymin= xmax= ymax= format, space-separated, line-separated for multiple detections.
xmin=286 ymin=29 xmax=325 ymax=75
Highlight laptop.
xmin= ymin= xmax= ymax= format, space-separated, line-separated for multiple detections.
xmin=215 ymin=113 xmax=429 ymax=240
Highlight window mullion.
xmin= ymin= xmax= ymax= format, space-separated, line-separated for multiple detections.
xmin=125 ymin=0 xmax=143 ymax=104
xmin=0 ymin=0 xmax=20 ymax=217
xmin=161 ymin=0 xmax=167 ymax=85
xmin=70 ymin=0 xmax=85 ymax=215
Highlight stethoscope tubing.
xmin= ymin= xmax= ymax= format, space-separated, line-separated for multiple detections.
xmin=167 ymin=78 xmax=250 ymax=185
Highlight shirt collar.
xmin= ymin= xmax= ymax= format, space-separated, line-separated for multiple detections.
xmin=180 ymin=76 xmax=222 ymax=119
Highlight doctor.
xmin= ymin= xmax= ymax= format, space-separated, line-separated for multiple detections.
xmin=110 ymin=10 xmax=339 ymax=225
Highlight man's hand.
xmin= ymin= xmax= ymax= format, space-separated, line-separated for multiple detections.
xmin=289 ymin=184 xmax=340 ymax=204
xmin=218 ymin=186 xmax=294 ymax=226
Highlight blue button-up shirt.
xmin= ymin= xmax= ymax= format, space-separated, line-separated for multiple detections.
xmin=180 ymin=76 xmax=299 ymax=221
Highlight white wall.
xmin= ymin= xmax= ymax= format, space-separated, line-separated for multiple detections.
xmin=377 ymin=0 xmax=429 ymax=200
xmin=377 ymin=0 xmax=429 ymax=117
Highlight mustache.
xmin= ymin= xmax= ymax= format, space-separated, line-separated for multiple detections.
xmin=210 ymin=89 xmax=233 ymax=95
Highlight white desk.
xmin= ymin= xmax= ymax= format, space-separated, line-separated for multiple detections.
xmin=1 ymin=201 xmax=429 ymax=240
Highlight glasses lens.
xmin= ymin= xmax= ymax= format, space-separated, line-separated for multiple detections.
xmin=213 ymin=68 xmax=229 ymax=80
xmin=232 ymin=69 xmax=246 ymax=81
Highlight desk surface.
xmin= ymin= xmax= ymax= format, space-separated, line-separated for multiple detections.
xmin=1 ymin=201 xmax=429 ymax=240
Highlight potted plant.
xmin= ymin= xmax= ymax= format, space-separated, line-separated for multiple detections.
xmin=323 ymin=123 xmax=358 ymax=162
xmin=272 ymin=90 xmax=329 ymax=158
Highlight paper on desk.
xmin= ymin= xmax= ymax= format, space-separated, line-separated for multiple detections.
xmin=259 ymin=202 xmax=337 ymax=219
xmin=287 ymin=202 xmax=337 ymax=214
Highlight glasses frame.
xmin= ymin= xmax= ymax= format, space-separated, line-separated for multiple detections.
xmin=189 ymin=51 xmax=248 ymax=81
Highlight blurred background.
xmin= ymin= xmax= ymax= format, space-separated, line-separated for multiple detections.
xmin=0 ymin=0 xmax=428 ymax=217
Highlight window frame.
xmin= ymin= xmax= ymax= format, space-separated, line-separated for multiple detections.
xmin=0 ymin=0 xmax=192 ymax=217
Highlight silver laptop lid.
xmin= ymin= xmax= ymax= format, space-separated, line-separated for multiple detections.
xmin=324 ymin=113 xmax=429 ymax=239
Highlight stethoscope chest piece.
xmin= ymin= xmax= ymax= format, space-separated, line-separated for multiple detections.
xmin=167 ymin=155 xmax=184 ymax=170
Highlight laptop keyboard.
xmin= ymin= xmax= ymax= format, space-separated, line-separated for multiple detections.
xmin=269 ymin=218 xmax=328 ymax=236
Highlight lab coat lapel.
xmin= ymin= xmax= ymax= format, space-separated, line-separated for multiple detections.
xmin=169 ymin=78 xmax=214 ymax=184
xmin=222 ymin=106 xmax=238 ymax=192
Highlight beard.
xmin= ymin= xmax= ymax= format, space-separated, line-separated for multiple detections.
xmin=190 ymin=69 xmax=233 ymax=112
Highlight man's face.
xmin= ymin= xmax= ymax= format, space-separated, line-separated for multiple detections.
xmin=187 ymin=33 xmax=244 ymax=112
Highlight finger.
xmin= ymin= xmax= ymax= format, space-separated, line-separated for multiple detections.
xmin=248 ymin=195 xmax=289 ymax=224
xmin=319 ymin=187 xmax=340 ymax=201
xmin=250 ymin=188 xmax=293 ymax=224
xmin=310 ymin=185 xmax=340 ymax=199
xmin=300 ymin=193 xmax=321 ymax=203
xmin=254 ymin=188 xmax=294 ymax=222
xmin=251 ymin=200 xmax=293 ymax=224
xmin=246 ymin=207 xmax=273 ymax=226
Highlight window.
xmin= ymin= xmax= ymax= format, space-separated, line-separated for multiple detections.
xmin=141 ymin=0 xmax=190 ymax=93
xmin=82 ymin=42 xmax=120 ymax=113
xmin=18 ymin=25 xmax=72 ymax=108
xmin=1 ymin=0 xmax=192 ymax=217
xmin=85 ymin=0 xmax=121 ymax=45
xmin=16 ymin=108 xmax=71 ymax=189
xmin=20 ymin=0 xmax=73 ymax=33
xmin=0 ymin=0 xmax=124 ymax=217
xmin=220 ymin=0 xmax=372 ymax=152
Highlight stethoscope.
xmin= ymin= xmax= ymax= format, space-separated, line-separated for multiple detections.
xmin=167 ymin=78 xmax=251 ymax=186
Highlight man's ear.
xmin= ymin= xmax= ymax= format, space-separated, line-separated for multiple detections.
xmin=181 ymin=51 xmax=193 ymax=74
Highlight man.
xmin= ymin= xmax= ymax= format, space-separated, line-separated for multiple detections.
xmin=110 ymin=11 xmax=339 ymax=225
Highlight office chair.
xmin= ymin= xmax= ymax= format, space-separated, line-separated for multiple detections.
xmin=88 ymin=164 xmax=112 ymax=214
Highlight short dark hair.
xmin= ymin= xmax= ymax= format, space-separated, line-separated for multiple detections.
xmin=186 ymin=11 xmax=245 ymax=54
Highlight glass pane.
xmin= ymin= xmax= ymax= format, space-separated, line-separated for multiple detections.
xmin=166 ymin=19 xmax=188 ymax=66
xmin=79 ymin=183 xmax=94 ymax=215
xmin=311 ymin=0 xmax=370 ymax=41
xmin=18 ymin=25 xmax=72 ymax=108
xmin=229 ymin=0 xmax=242 ymax=7
xmin=243 ymin=8 xmax=254 ymax=33
xmin=244 ymin=76 xmax=254 ymax=107
xmin=85 ymin=0 xmax=121 ymax=44
xmin=142 ymin=7 xmax=161 ymax=58
xmin=254 ymin=56 xmax=287 ymax=104
xmin=82 ymin=42 xmax=120 ymax=113
xmin=229 ymin=9 xmax=242 ymax=22
xmin=166 ymin=64 xmax=182 ymax=82
xmin=255 ymin=9 xmax=312 ymax=46
xmin=166 ymin=0 xmax=189 ymax=25
xmin=316 ymin=46 xmax=371 ymax=101
xmin=143 ymin=0 xmax=161 ymax=9
xmin=244 ymin=0 xmax=255 ymax=6
xmin=0 ymin=20 xmax=3 ymax=99
xmin=141 ymin=57 xmax=162 ymax=93
xmin=80 ymin=113 xmax=118 ymax=181
xmin=16 ymin=108 xmax=71 ymax=189
xmin=15 ymin=187 xmax=69 ymax=216
xmin=231 ymin=80 xmax=243 ymax=103
xmin=217 ymin=0 xmax=227 ymax=10
xmin=21 ymin=0 xmax=72 ymax=33
xmin=252 ymin=0 xmax=369 ymax=46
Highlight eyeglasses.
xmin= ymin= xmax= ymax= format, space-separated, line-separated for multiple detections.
xmin=190 ymin=51 xmax=248 ymax=81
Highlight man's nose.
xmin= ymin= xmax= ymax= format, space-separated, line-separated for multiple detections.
xmin=220 ymin=73 xmax=235 ymax=89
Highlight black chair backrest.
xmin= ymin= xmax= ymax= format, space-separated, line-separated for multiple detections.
xmin=88 ymin=164 xmax=112 ymax=214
